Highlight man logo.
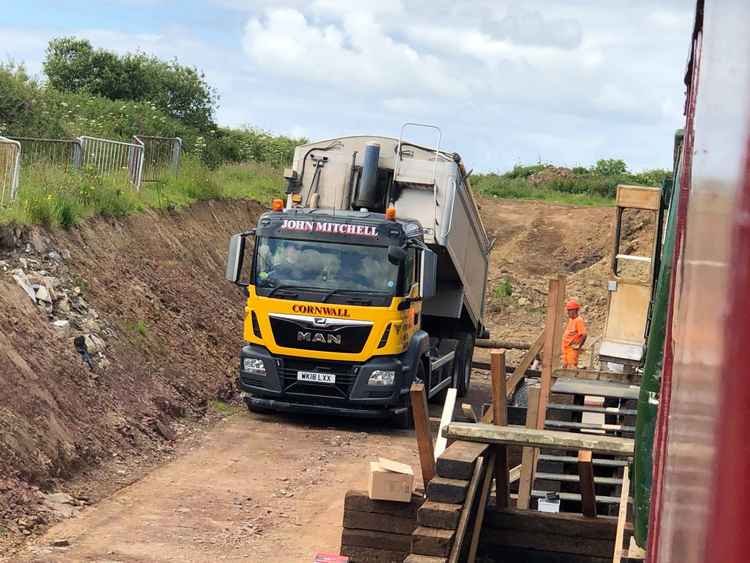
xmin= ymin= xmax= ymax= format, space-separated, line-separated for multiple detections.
xmin=297 ymin=331 xmax=342 ymax=345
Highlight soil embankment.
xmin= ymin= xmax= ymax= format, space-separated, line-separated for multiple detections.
xmin=0 ymin=200 xmax=263 ymax=545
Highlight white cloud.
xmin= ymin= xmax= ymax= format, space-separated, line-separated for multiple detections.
xmin=243 ymin=8 xmax=468 ymax=98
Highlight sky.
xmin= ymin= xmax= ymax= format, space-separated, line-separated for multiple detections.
xmin=2 ymin=0 xmax=695 ymax=172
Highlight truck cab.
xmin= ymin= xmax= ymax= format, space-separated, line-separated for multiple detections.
xmin=226 ymin=126 xmax=490 ymax=425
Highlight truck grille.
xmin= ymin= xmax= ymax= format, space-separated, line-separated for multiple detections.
xmin=269 ymin=314 xmax=372 ymax=354
xmin=279 ymin=357 xmax=358 ymax=399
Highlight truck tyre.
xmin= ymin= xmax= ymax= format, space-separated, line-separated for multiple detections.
xmin=244 ymin=396 xmax=272 ymax=415
xmin=454 ymin=333 xmax=475 ymax=397
xmin=394 ymin=360 xmax=426 ymax=430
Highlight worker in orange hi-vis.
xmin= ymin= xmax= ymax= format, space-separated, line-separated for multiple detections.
xmin=562 ymin=299 xmax=587 ymax=368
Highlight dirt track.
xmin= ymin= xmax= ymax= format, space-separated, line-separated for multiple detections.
xmin=1 ymin=196 xmax=646 ymax=560
xmin=17 ymin=412 xmax=419 ymax=562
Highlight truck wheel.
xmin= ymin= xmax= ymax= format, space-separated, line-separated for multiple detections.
xmin=454 ymin=333 xmax=475 ymax=398
xmin=244 ymin=397 xmax=272 ymax=415
xmin=394 ymin=360 xmax=426 ymax=430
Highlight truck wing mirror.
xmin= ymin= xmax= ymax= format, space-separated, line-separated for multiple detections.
xmin=421 ymin=248 xmax=437 ymax=300
xmin=226 ymin=230 xmax=255 ymax=284
xmin=388 ymin=245 xmax=406 ymax=265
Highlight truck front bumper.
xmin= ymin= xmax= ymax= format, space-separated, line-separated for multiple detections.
xmin=237 ymin=344 xmax=410 ymax=417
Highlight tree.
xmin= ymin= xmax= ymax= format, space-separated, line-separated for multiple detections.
xmin=43 ymin=37 xmax=218 ymax=131
xmin=593 ymin=159 xmax=628 ymax=176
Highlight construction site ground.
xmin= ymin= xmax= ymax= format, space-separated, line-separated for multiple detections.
xmin=0 ymin=197 xmax=652 ymax=562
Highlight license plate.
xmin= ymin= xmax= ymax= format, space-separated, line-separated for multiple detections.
xmin=297 ymin=371 xmax=336 ymax=384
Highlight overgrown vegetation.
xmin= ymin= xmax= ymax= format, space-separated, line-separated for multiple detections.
xmin=473 ymin=159 xmax=671 ymax=206
xmin=0 ymin=158 xmax=283 ymax=227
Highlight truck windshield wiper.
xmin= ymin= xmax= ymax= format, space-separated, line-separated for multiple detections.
xmin=321 ymin=288 xmax=388 ymax=304
xmin=266 ymin=285 xmax=300 ymax=297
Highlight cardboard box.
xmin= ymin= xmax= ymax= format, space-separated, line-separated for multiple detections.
xmin=367 ymin=457 xmax=414 ymax=502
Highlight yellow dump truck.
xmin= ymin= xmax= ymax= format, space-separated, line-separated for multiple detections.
xmin=225 ymin=124 xmax=490 ymax=426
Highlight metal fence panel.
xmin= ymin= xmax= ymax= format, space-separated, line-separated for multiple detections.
xmin=7 ymin=137 xmax=81 ymax=170
xmin=78 ymin=136 xmax=144 ymax=190
xmin=0 ymin=136 xmax=21 ymax=205
xmin=134 ymin=135 xmax=182 ymax=183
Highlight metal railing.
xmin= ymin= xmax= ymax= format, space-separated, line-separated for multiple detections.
xmin=78 ymin=136 xmax=144 ymax=190
xmin=0 ymin=136 xmax=21 ymax=205
xmin=7 ymin=136 xmax=82 ymax=170
xmin=134 ymin=135 xmax=182 ymax=183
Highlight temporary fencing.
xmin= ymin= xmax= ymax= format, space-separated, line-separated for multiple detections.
xmin=8 ymin=137 xmax=82 ymax=170
xmin=0 ymin=136 xmax=21 ymax=206
xmin=134 ymin=135 xmax=182 ymax=183
xmin=1 ymin=133 xmax=184 ymax=201
xmin=78 ymin=136 xmax=145 ymax=190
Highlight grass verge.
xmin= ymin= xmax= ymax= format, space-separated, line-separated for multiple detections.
xmin=0 ymin=158 xmax=284 ymax=227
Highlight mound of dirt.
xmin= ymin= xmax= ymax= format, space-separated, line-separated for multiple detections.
xmin=0 ymin=200 xmax=263 ymax=537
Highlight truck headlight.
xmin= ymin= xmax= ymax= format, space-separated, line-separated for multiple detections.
xmin=243 ymin=358 xmax=266 ymax=376
xmin=368 ymin=370 xmax=395 ymax=386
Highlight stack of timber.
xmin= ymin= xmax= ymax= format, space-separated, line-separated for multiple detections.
xmin=477 ymin=507 xmax=619 ymax=563
xmin=405 ymin=440 xmax=490 ymax=562
xmin=340 ymin=490 xmax=423 ymax=562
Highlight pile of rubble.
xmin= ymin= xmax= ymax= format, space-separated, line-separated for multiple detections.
xmin=1 ymin=228 xmax=111 ymax=374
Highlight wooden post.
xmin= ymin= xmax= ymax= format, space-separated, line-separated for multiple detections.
xmin=537 ymin=277 xmax=564 ymax=430
xmin=517 ymin=383 xmax=541 ymax=510
xmin=448 ymin=455 xmax=486 ymax=563
xmin=434 ymin=388 xmax=457 ymax=460
xmin=466 ymin=453 xmax=496 ymax=563
xmin=491 ymin=350 xmax=509 ymax=509
xmin=410 ymin=383 xmax=436 ymax=486
xmin=578 ymin=449 xmax=597 ymax=518
xmin=613 ymin=465 xmax=630 ymax=563
xmin=505 ymin=331 xmax=545 ymax=400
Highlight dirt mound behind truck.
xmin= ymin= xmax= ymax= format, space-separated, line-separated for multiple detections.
xmin=0 ymin=200 xmax=262 ymax=538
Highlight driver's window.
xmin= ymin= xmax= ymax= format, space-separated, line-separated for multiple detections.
xmin=402 ymin=248 xmax=417 ymax=294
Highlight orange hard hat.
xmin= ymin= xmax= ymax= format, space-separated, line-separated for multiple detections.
xmin=565 ymin=299 xmax=581 ymax=311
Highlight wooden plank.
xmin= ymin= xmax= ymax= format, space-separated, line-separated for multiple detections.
xmin=548 ymin=403 xmax=638 ymax=416
xmin=517 ymin=384 xmax=541 ymax=510
xmin=484 ymin=508 xmax=618 ymax=539
xmin=404 ymin=555 xmax=448 ymax=563
xmin=448 ymin=455 xmax=486 ymax=563
xmin=613 ymin=465 xmax=630 ymax=563
xmin=411 ymin=383 xmax=436 ymax=486
xmin=436 ymin=441 xmax=489 ymax=481
xmin=427 ymin=477 xmax=469 ymax=504
xmin=553 ymin=367 xmax=640 ymax=385
xmin=460 ymin=403 xmax=478 ymax=422
xmin=418 ymin=501 xmax=463 ymax=530
xmin=467 ymin=453 xmax=496 ymax=563
xmin=342 ymin=528 xmax=412 ymax=552
xmin=443 ymin=423 xmax=635 ymax=457
xmin=341 ymin=545 xmax=410 ymax=563
xmin=474 ymin=545 xmax=610 ymax=563
xmin=491 ymin=350 xmax=510 ymax=510
xmin=411 ymin=527 xmax=455 ymax=557
xmin=480 ymin=529 xmax=614 ymax=558
xmin=578 ymin=449 xmax=597 ymax=518
xmin=476 ymin=338 xmax=531 ymax=350
xmin=505 ymin=331 xmax=545 ymax=400
xmin=552 ymin=378 xmax=641 ymax=400
xmin=537 ymin=277 xmax=564 ymax=430
xmin=434 ymin=388 xmax=457 ymax=460
xmin=534 ymin=472 xmax=623 ymax=486
xmin=344 ymin=490 xmax=424 ymax=519
xmin=509 ymin=464 xmax=521 ymax=483
xmin=343 ymin=510 xmax=418 ymax=535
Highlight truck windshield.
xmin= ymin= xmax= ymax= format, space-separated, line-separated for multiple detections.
xmin=254 ymin=237 xmax=399 ymax=295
